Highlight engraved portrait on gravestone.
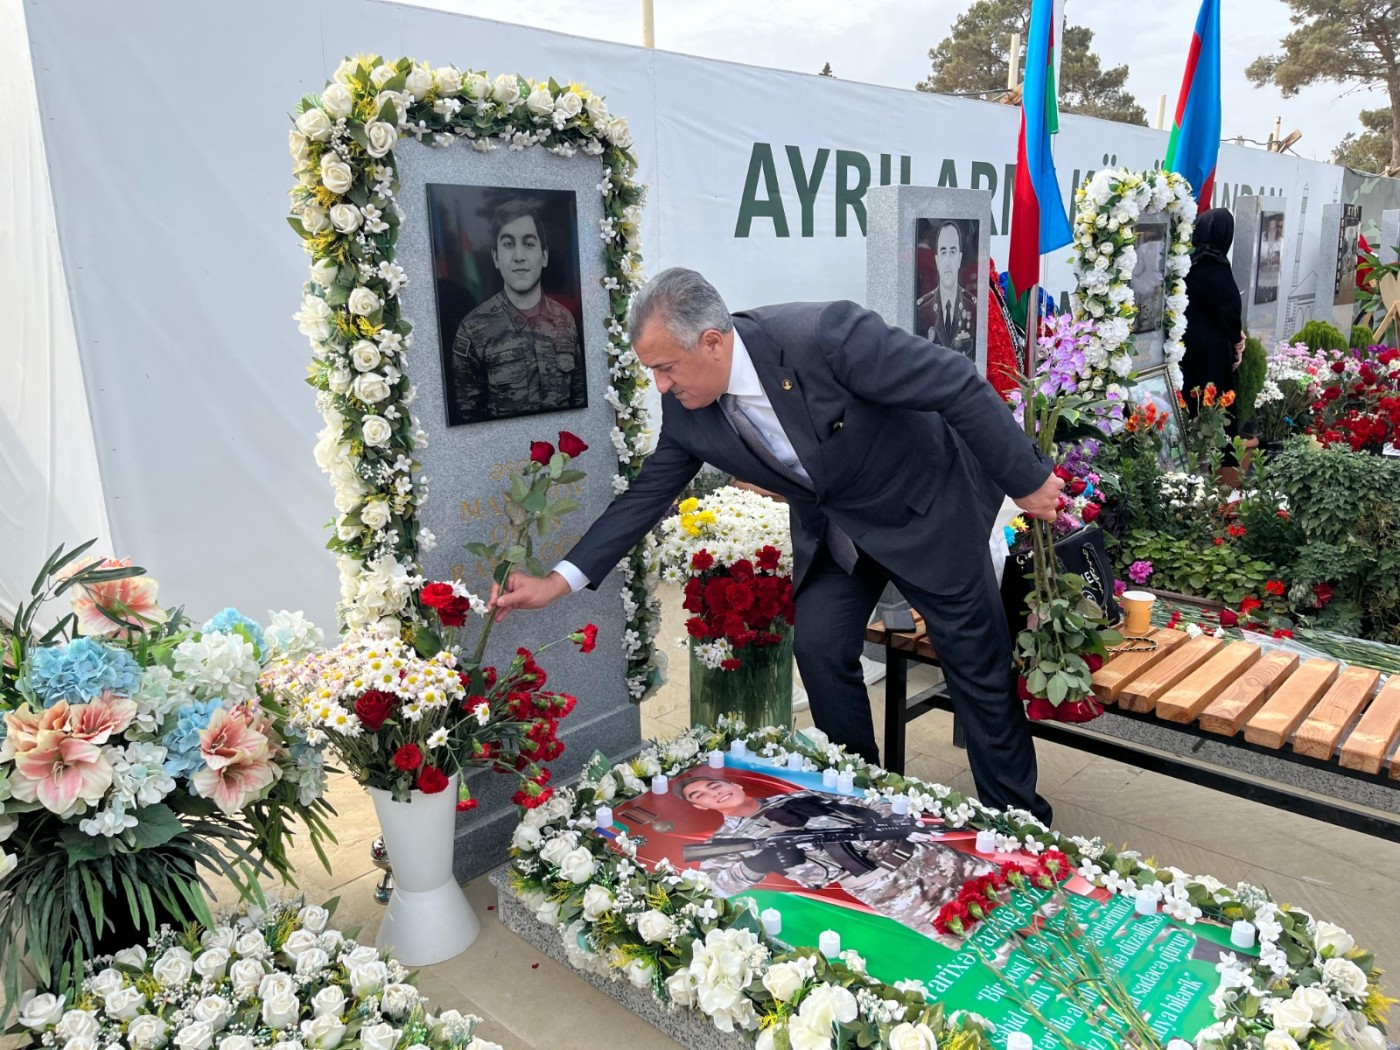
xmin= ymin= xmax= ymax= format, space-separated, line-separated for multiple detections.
xmin=1334 ymin=204 xmax=1361 ymax=307
xmin=427 ymin=185 xmax=587 ymax=426
xmin=1255 ymin=211 xmax=1283 ymax=306
xmin=914 ymin=218 xmax=980 ymax=361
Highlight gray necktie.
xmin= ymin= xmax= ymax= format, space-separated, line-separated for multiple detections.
xmin=719 ymin=393 xmax=859 ymax=574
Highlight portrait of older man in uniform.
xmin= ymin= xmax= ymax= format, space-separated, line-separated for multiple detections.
xmin=428 ymin=189 xmax=587 ymax=426
xmin=915 ymin=218 xmax=978 ymax=361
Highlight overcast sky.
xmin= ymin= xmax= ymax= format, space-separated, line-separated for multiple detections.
xmin=405 ymin=0 xmax=1387 ymax=163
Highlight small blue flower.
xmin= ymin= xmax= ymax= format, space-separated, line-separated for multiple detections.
xmin=162 ymin=698 xmax=223 ymax=779
xmin=25 ymin=637 xmax=143 ymax=706
xmin=202 ymin=608 xmax=267 ymax=662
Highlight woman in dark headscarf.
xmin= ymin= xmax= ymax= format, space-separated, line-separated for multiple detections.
xmin=1180 ymin=208 xmax=1245 ymax=413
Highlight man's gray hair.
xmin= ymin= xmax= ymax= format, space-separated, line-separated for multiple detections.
xmin=628 ymin=267 xmax=732 ymax=347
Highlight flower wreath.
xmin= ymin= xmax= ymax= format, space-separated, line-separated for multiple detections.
xmin=288 ymin=56 xmax=662 ymax=700
xmin=1070 ymin=168 xmax=1196 ymax=392
xmin=509 ymin=721 xmax=1392 ymax=1050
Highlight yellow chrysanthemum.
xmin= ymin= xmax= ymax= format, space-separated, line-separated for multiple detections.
xmin=1009 ymin=516 xmax=1029 ymax=533
xmin=678 ymin=497 xmax=699 ymax=513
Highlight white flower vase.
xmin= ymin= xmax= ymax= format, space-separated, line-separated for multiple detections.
xmin=368 ymin=773 xmax=480 ymax=965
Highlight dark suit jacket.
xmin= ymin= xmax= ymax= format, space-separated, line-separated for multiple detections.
xmin=567 ymin=300 xmax=1052 ymax=596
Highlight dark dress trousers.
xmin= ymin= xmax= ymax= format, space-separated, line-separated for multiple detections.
xmin=566 ymin=300 xmax=1055 ymax=821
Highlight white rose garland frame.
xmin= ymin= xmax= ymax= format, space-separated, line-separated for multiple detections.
xmin=289 ymin=56 xmax=662 ymax=699
xmin=1070 ymin=168 xmax=1196 ymax=391
xmin=508 ymin=721 xmax=1392 ymax=1050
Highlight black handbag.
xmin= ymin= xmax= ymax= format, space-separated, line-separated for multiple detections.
xmin=1000 ymin=524 xmax=1121 ymax=633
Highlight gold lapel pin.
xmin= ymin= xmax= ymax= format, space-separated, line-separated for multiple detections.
xmin=781 ymin=379 xmax=793 ymax=390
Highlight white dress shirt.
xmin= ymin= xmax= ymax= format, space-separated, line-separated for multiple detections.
xmin=554 ymin=329 xmax=803 ymax=592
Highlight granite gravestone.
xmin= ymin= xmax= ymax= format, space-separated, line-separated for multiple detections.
xmin=865 ymin=185 xmax=993 ymax=379
xmin=1381 ymin=209 xmax=1400 ymax=266
xmin=1321 ymin=201 xmax=1362 ymax=340
xmin=1230 ymin=195 xmax=1287 ymax=349
xmin=394 ymin=138 xmax=643 ymax=880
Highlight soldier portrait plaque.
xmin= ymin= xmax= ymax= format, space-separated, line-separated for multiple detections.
xmin=427 ymin=184 xmax=588 ymax=427
xmin=913 ymin=217 xmax=980 ymax=362
xmin=1254 ymin=211 xmax=1283 ymax=306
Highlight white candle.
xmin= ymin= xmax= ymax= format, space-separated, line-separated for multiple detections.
xmin=836 ymin=771 xmax=855 ymax=793
xmin=652 ymin=774 xmax=669 ymax=795
xmin=730 ymin=739 xmax=747 ymax=756
xmin=975 ymin=829 xmax=997 ymax=854
xmin=818 ymin=929 xmax=840 ymax=957
xmin=821 ymin=767 xmax=839 ymax=788
xmin=1230 ymin=920 xmax=1257 ymax=949
xmin=1006 ymin=1034 xmax=1033 ymax=1050
xmin=595 ymin=805 xmax=613 ymax=830
xmin=786 ymin=752 xmax=804 ymax=770
xmin=890 ymin=794 xmax=909 ymax=815
xmin=707 ymin=750 xmax=724 ymax=768
xmin=1134 ymin=888 xmax=1158 ymax=916
xmin=760 ymin=908 xmax=782 ymax=937
xmin=1166 ymin=1041 xmax=1195 ymax=1050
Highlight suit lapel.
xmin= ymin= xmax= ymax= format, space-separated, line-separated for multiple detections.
xmin=733 ymin=316 xmax=824 ymax=496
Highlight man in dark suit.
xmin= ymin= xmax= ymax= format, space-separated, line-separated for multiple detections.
xmin=491 ymin=268 xmax=1063 ymax=821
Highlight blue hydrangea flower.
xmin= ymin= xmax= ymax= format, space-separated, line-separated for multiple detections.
xmin=202 ymin=607 xmax=267 ymax=662
xmin=25 ymin=637 xmax=143 ymax=706
xmin=162 ymin=698 xmax=223 ymax=779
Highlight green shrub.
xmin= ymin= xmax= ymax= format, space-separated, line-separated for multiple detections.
xmin=1119 ymin=528 xmax=1279 ymax=606
xmin=1236 ymin=336 xmax=1268 ymax=425
xmin=1290 ymin=319 xmax=1347 ymax=353
xmin=1349 ymin=323 xmax=1375 ymax=348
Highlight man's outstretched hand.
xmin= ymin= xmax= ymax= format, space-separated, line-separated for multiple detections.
xmin=1013 ymin=472 xmax=1066 ymax=522
xmin=488 ymin=570 xmax=572 ymax=622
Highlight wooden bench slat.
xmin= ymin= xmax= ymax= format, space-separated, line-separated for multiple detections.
xmin=1155 ymin=641 xmax=1261 ymax=724
xmin=1292 ymin=665 xmax=1382 ymax=760
xmin=1338 ymin=676 xmax=1400 ymax=774
xmin=1243 ymin=658 xmax=1340 ymax=749
xmin=1198 ymin=650 xmax=1301 ymax=736
xmin=1116 ymin=635 xmax=1225 ymax=713
xmin=1092 ymin=629 xmax=1188 ymax=704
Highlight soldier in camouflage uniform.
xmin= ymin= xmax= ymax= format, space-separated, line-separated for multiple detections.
xmin=678 ymin=776 xmax=994 ymax=932
xmin=450 ymin=200 xmax=585 ymax=423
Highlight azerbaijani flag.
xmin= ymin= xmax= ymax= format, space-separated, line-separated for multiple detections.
xmin=1007 ymin=0 xmax=1073 ymax=310
xmin=1164 ymin=0 xmax=1222 ymax=206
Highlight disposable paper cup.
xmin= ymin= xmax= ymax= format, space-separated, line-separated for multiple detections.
xmin=1120 ymin=589 xmax=1156 ymax=635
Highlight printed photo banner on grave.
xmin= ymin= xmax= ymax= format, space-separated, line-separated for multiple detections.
xmin=1229 ymin=195 xmax=1288 ymax=351
xmin=1319 ymin=202 xmax=1363 ymax=341
xmin=865 ymin=185 xmax=993 ymax=379
xmin=1069 ymin=169 xmax=1196 ymax=392
xmin=286 ymin=56 xmax=662 ymax=701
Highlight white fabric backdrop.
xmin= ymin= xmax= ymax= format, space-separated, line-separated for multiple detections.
xmin=3 ymin=0 xmax=1348 ymax=628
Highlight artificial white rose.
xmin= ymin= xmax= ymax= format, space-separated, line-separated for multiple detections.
xmin=581 ymin=884 xmax=614 ymax=920
xmin=329 ymin=204 xmax=362 ymax=233
xmin=104 ymin=986 xmax=146 ymax=1021
xmin=785 ymin=1014 xmax=830 ymax=1050
xmin=90 ymin=968 xmax=127 ymax=1001
xmin=309 ymin=258 xmax=339 ymax=289
xmin=318 ymin=929 xmax=345 ymax=953
xmin=1353 ymin=1025 xmax=1387 ymax=1050
xmin=350 ymin=340 xmax=381 ymax=371
xmin=228 ymin=957 xmax=265 ymax=998
xmin=534 ymin=898 xmax=561 ymax=926
xmin=525 ymin=85 xmax=554 ymax=118
xmin=370 ymin=64 xmax=397 ymax=88
xmin=554 ymin=91 xmax=583 ymax=121
xmin=511 ymin=823 xmax=542 ymax=851
xmin=310 ymin=985 xmax=347 ymax=1017
xmin=263 ymin=992 xmax=301 ymax=1030
xmin=319 ymin=155 xmax=354 ymax=195
xmin=1314 ymin=921 xmax=1355 ymax=957
xmin=288 ymin=130 xmax=311 ymax=164
xmin=626 ymin=957 xmax=656 ymax=988
xmin=300 ymin=1013 xmax=347 ymax=1049
xmin=259 ymin=972 xmax=297 ymax=1002
xmin=112 ymin=942 xmax=148 ymax=967
xmin=320 ymin=83 xmax=354 ymax=119
xmin=886 ymin=1022 xmax=938 ymax=1050
xmin=464 ymin=73 xmax=490 ymax=99
xmin=379 ymin=983 xmax=419 ymax=1019
xmin=342 ymin=944 xmax=381 ymax=967
xmin=358 ymin=414 xmax=392 ymax=448
xmin=297 ymin=904 xmax=330 ymax=933
xmin=360 ymin=1023 xmax=402 ymax=1050
xmin=796 ymin=983 xmax=858 ymax=1032
xmin=666 ymin=970 xmax=697 ymax=1007
xmin=236 ymin=930 xmax=269 ymax=957
xmin=281 ymin=929 xmax=321 ymax=961
xmin=373 ymin=91 xmax=407 ymax=125
xmin=218 ymin=1038 xmax=255 ymax=1050
xmin=302 ymin=207 xmax=330 ymax=234
xmin=327 ymin=367 xmax=353 ymax=395
xmin=347 ymin=287 xmax=381 ymax=317
xmin=558 ymin=845 xmax=597 ymax=884
xmin=491 ymin=73 xmax=520 ymax=105
xmin=637 ymin=909 xmax=674 ymax=944
xmin=126 ymin=1015 xmax=169 ymax=1050
xmin=434 ymin=67 xmax=462 ymax=96
xmin=1269 ymin=998 xmax=1314 ymax=1039
xmin=172 ymin=1024 xmax=215 ymax=1050
xmin=585 ymin=94 xmax=609 ymax=124
xmin=193 ymin=947 xmax=230 ymax=981
xmin=761 ymin=961 xmax=806 ymax=1002
xmin=153 ymin=948 xmax=194 ymax=987
xmin=60 ymin=1038 xmax=96 ymax=1050
xmin=349 ymin=960 xmax=389 ymax=997
xmin=603 ymin=116 xmax=632 ymax=147
xmin=295 ymin=948 xmax=331 ymax=976
xmin=351 ymin=372 xmax=391 ymax=404
xmin=192 ymin=997 xmax=231 ymax=1030
xmin=1262 ymin=1030 xmax=1301 ymax=1050
xmin=1323 ymin=957 xmax=1369 ymax=998
xmin=19 ymin=992 xmax=66 ymax=1029
xmin=593 ymin=773 xmax=617 ymax=801
xmin=295 ymin=108 xmax=333 ymax=142
xmin=365 ymin=122 xmax=398 ymax=158
xmin=539 ymin=835 xmax=574 ymax=867
xmin=404 ymin=65 xmax=433 ymax=100
xmin=55 ymin=1010 xmax=100 ymax=1042
xmin=1290 ymin=986 xmax=1338 ymax=1027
